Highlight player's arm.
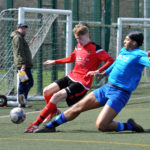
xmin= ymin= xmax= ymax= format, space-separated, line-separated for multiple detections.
xmin=86 ymin=70 xmax=106 ymax=80
xmin=86 ymin=51 xmax=114 ymax=77
xmin=104 ymin=62 xmax=115 ymax=75
xmin=138 ymin=56 xmax=150 ymax=67
xmin=43 ymin=50 xmax=76 ymax=66
xmin=97 ymin=50 xmax=114 ymax=73
xmin=86 ymin=62 xmax=115 ymax=77
xmin=43 ymin=60 xmax=55 ymax=66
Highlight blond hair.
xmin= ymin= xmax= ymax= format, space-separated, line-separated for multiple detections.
xmin=73 ymin=24 xmax=89 ymax=36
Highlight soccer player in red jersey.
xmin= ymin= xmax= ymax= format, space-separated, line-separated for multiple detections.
xmin=24 ymin=24 xmax=114 ymax=133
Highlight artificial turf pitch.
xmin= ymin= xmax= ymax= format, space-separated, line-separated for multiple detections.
xmin=0 ymin=86 xmax=150 ymax=150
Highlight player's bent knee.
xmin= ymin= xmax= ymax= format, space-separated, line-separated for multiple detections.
xmin=43 ymin=86 xmax=54 ymax=96
xmin=43 ymin=83 xmax=59 ymax=95
xmin=43 ymin=86 xmax=49 ymax=95
xmin=96 ymin=121 xmax=108 ymax=132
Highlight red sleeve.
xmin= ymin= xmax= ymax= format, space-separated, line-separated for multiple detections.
xmin=97 ymin=50 xmax=114 ymax=72
xmin=55 ymin=50 xmax=76 ymax=64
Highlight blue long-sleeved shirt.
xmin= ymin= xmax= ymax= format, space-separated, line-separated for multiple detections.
xmin=105 ymin=47 xmax=150 ymax=92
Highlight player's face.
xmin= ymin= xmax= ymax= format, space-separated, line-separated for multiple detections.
xmin=75 ymin=33 xmax=89 ymax=46
xmin=123 ymin=36 xmax=137 ymax=50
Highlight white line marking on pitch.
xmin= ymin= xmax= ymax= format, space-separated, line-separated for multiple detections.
xmin=0 ymin=110 xmax=40 ymax=118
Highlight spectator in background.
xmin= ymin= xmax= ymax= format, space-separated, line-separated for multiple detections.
xmin=10 ymin=23 xmax=33 ymax=108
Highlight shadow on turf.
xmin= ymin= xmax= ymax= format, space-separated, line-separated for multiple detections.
xmin=143 ymin=129 xmax=150 ymax=133
xmin=106 ymin=129 xmax=150 ymax=134
xmin=56 ymin=129 xmax=99 ymax=134
xmin=56 ymin=129 xmax=150 ymax=134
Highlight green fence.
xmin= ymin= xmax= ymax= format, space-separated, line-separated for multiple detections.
xmin=0 ymin=0 xmax=150 ymax=96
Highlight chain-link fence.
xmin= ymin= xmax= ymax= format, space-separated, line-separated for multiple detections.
xmin=0 ymin=0 xmax=150 ymax=97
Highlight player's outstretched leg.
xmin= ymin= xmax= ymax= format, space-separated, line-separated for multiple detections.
xmin=35 ymin=92 xmax=101 ymax=133
xmin=34 ymin=112 xmax=67 ymax=133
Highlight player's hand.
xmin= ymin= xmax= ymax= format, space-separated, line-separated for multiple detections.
xmin=43 ymin=60 xmax=55 ymax=66
xmin=147 ymin=51 xmax=150 ymax=59
xmin=86 ymin=70 xmax=106 ymax=79
xmin=21 ymin=64 xmax=26 ymax=71
xmin=86 ymin=70 xmax=100 ymax=77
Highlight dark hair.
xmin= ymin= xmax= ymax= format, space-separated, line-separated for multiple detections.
xmin=128 ymin=31 xmax=144 ymax=47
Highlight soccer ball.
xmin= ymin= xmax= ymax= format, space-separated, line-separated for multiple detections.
xmin=10 ymin=107 xmax=26 ymax=124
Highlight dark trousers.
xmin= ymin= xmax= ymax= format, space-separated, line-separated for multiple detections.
xmin=18 ymin=68 xmax=34 ymax=99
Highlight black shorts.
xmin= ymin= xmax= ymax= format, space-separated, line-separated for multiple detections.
xmin=55 ymin=76 xmax=87 ymax=106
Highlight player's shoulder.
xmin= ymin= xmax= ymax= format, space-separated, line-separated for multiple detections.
xmin=121 ymin=47 xmax=147 ymax=57
xmin=91 ymin=42 xmax=104 ymax=53
xmin=133 ymin=48 xmax=147 ymax=57
xmin=91 ymin=42 xmax=101 ymax=50
xmin=138 ymin=49 xmax=147 ymax=54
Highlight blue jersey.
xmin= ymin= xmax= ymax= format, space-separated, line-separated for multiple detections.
xmin=105 ymin=47 xmax=150 ymax=92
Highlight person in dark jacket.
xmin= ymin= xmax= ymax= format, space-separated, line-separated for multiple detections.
xmin=10 ymin=23 xmax=33 ymax=107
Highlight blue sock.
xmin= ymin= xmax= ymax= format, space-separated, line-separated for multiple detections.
xmin=46 ymin=122 xmax=55 ymax=128
xmin=117 ymin=122 xmax=133 ymax=131
xmin=117 ymin=122 xmax=124 ymax=131
xmin=46 ymin=113 xmax=67 ymax=128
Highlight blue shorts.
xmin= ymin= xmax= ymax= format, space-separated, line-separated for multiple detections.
xmin=93 ymin=83 xmax=131 ymax=113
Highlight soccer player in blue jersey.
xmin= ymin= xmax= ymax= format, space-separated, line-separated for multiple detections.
xmin=35 ymin=31 xmax=149 ymax=133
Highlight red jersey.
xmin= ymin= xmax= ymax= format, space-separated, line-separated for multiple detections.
xmin=55 ymin=40 xmax=114 ymax=89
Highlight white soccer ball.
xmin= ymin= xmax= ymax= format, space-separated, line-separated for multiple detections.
xmin=10 ymin=107 xmax=26 ymax=124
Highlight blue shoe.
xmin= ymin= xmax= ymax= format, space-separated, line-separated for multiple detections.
xmin=127 ymin=118 xmax=144 ymax=133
